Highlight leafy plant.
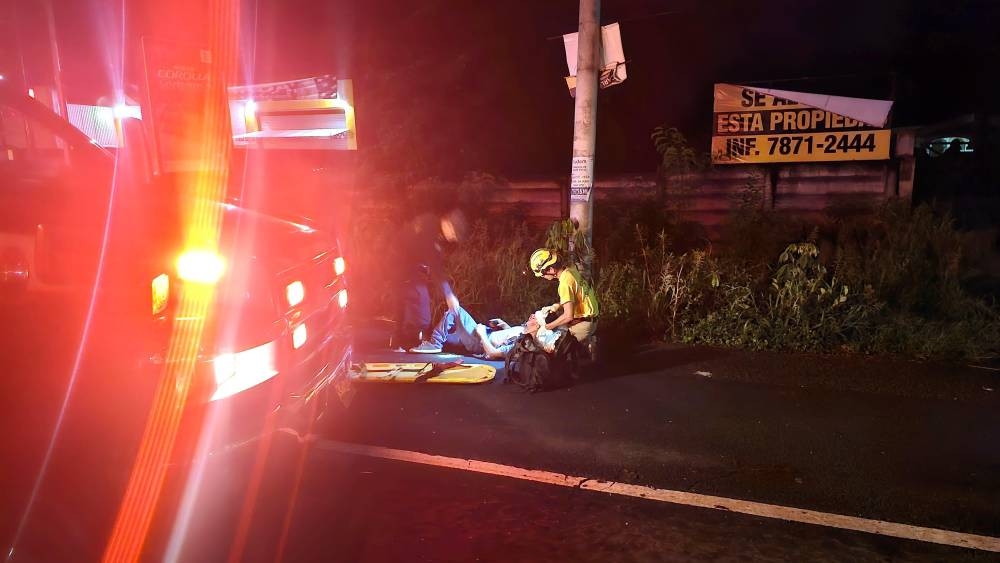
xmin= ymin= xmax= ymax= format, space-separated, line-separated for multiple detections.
xmin=650 ymin=126 xmax=706 ymax=176
xmin=682 ymin=243 xmax=876 ymax=352
xmin=545 ymin=218 xmax=595 ymax=278
xmin=683 ymin=280 xmax=765 ymax=348
xmin=762 ymin=243 xmax=878 ymax=351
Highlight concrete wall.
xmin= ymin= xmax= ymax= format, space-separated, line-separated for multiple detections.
xmin=490 ymin=160 xmax=901 ymax=238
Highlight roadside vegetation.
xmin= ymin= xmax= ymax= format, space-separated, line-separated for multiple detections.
xmin=346 ymin=174 xmax=1000 ymax=363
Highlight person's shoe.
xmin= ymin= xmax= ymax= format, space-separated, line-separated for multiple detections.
xmin=409 ymin=341 xmax=442 ymax=354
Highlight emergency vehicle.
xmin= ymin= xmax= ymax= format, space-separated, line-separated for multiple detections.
xmin=0 ymin=74 xmax=354 ymax=455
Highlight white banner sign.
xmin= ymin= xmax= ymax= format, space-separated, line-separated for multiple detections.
xmin=740 ymin=86 xmax=892 ymax=128
xmin=563 ymin=22 xmax=626 ymax=96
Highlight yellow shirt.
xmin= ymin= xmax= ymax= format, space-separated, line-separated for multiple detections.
xmin=557 ymin=267 xmax=598 ymax=319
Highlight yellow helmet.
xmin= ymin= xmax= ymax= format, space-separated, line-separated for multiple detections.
xmin=529 ymin=248 xmax=558 ymax=277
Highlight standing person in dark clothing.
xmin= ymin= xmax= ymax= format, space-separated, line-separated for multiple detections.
xmin=392 ymin=209 xmax=466 ymax=350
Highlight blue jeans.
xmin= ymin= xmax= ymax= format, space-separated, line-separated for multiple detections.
xmin=396 ymin=280 xmax=431 ymax=345
xmin=428 ymin=306 xmax=483 ymax=354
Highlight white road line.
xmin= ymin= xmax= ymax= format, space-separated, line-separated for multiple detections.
xmin=315 ymin=440 xmax=1000 ymax=553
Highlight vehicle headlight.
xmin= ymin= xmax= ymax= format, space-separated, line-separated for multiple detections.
xmin=292 ymin=323 xmax=307 ymax=349
xmin=211 ymin=341 xmax=278 ymax=401
xmin=286 ymin=280 xmax=305 ymax=307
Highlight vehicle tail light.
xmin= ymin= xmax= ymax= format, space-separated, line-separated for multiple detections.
xmin=292 ymin=323 xmax=307 ymax=349
xmin=337 ymin=289 xmax=348 ymax=309
xmin=286 ymin=280 xmax=305 ymax=307
xmin=334 ymin=256 xmax=346 ymax=276
xmin=151 ymin=274 xmax=169 ymax=315
xmin=211 ymin=342 xmax=278 ymax=401
xmin=176 ymin=250 xmax=225 ymax=284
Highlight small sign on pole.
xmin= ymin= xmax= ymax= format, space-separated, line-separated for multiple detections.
xmin=563 ymin=22 xmax=626 ymax=97
xmin=570 ymin=156 xmax=594 ymax=202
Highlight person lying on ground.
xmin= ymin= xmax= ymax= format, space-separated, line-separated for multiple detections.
xmin=409 ymin=305 xmax=525 ymax=359
xmin=476 ymin=310 xmax=569 ymax=358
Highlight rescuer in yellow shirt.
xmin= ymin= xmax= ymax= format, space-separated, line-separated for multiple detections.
xmin=529 ymin=248 xmax=598 ymax=343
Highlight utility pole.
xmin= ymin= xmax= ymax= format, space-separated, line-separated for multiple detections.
xmin=569 ymin=0 xmax=600 ymax=276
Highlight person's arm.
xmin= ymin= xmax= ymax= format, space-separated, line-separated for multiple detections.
xmin=440 ymin=280 xmax=460 ymax=314
xmin=544 ymin=270 xmax=577 ymax=330
xmin=424 ymin=236 xmax=458 ymax=314
xmin=487 ymin=318 xmax=511 ymax=330
xmin=544 ymin=302 xmax=574 ymax=330
xmin=474 ymin=324 xmax=506 ymax=359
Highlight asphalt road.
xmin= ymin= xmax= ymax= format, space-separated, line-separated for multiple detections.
xmin=2 ymin=325 xmax=999 ymax=562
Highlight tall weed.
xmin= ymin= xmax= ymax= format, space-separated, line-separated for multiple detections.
xmin=832 ymin=202 xmax=965 ymax=317
xmin=446 ymin=219 xmax=549 ymax=321
xmin=683 ymin=243 xmax=880 ymax=352
xmin=592 ymin=227 xmax=721 ymax=341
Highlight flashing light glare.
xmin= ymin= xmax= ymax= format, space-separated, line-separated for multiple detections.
xmin=27 ymin=88 xmax=35 ymax=98
xmin=102 ymin=6 xmax=236 ymax=560
xmin=289 ymin=220 xmax=314 ymax=233
xmin=176 ymin=250 xmax=226 ymax=284
xmin=327 ymin=98 xmax=352 ymax=111
xmin=244 ymin=99 xmax=257 ymax=116
xmin=286 ymin=280 xmax=305 ymax=307
xmin=333 ymin=256 xmax=346 ymax=276
xmin=213 ymin=353 xmax=236 ymax=385
xmin=113 ymin=104 xmax=142 ymax=120
xmin=337 ymin=288 xmax=348 ymax=309
xmin=100 ymin=105 xmax=142 ymax=125
xmin=0 ymin=74 xmax=5 ymax=81
xmin=211 ymin=342 xmax=279 ymax=401
xmin=151 ymin=274 xmax=170 ymax=315
xmin=292 ymin=323 xmax=307 ymax=349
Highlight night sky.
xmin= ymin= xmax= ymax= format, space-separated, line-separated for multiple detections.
xmin=39 ymin=0 xmax=1000 ymax=175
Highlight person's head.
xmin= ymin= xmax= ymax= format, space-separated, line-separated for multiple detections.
xmin=529 ymin=248 xmax=563 ymax=280
xmin=440 ymin=209 xmax=467 ymax=243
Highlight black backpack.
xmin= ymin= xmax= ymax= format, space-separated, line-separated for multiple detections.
xmin=504 ymin=332 xmax=583 ymax=393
